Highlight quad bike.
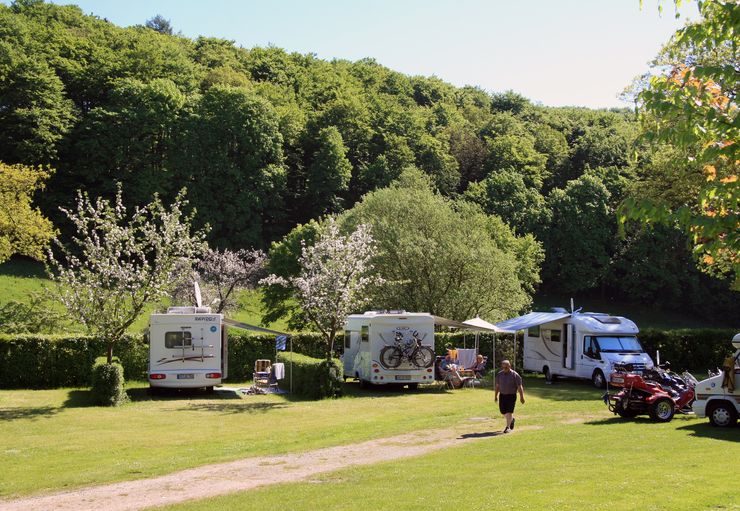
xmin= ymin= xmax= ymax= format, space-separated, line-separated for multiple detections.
xmin=603 ymin=363 xmax=696 ymax=422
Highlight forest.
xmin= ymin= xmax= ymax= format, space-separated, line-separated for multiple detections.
xmin=0 ymin=0 xmax=737 ymax=323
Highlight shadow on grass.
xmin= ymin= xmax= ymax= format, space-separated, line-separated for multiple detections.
xmin=187 ymin=402 xmax=287 ymax=414
xmin=63 ymin=390 xmax=97 ymax=408
xmin=0 ymin=406 xmax=58 ymax=420
xmin=676 ymin=422 xmax=739 ymax=442
xmin=458 ymin=431 xmax=503 ymax=439
xmin=126 ymin=387 xmax=243 ymax=402
xmin=339 ymin=381 xmax=454 ymax=399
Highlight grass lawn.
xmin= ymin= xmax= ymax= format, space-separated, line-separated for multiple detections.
xmin=1 ymin=376 xmax=737 ymax=510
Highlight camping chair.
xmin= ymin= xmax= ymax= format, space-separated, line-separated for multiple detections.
xmin=441 ymin=366 xmax=478 ymax=389
xmin=474 ymin=356 xmax=489 ymax=378
xmin=253 ymin=359 xmax=272 ymax=388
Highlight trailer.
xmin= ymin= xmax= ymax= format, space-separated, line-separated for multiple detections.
xmin=692 ymin=333 xmax=740 ymax=427
xmin=496 ymin=309 xmax=655 ymax=388
xmin=341 ymin=311 xmax=436 ymax=389
xmin=147 ymin=306 xmax=227 ymax=390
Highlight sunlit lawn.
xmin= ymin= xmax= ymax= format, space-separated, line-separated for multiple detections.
xmin=1 ymin=376 xmax=737 ymax=509
xmin=1 ymin=377 xmax=594 ymax=497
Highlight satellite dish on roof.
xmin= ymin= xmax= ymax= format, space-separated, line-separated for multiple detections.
xmin=194 ymin=281 xmax=202 ymax=308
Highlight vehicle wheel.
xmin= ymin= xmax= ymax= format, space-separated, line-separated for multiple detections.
xmin=592 ymin=370 xmax=606 ymax=389
xmin=408 ymin=383 xmax=419 ymax=390
xmin=544 ymin=366 xmax=555 ymax=383
xmin=648 ymin=398 xmax=675 ymax=422
xmin=707 ymin=402 xmax=738 ymax=427
xmin=380 ymin=346 xmax=402 ymax=368
xmin=412 ymin=346 xmax=435 ymax=368
xmin=614 ymin=400 xmax=638 ymax=418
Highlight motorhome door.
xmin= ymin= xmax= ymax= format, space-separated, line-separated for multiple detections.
xmin=562 ymin=323 xmax=575 ymax=370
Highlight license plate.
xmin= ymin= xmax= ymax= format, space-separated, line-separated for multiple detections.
xmin=395 ymin=375 xmax=411 ymax=380
xmin=177 ymin=374 xmax=194 ymax=379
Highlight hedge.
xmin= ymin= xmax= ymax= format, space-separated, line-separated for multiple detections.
xmin=433 ymin=329 xmax=737 ymax=373
xmin=0 ymin=331 xmax=329 ymax=389
xmin=0 ymin=328 xmax=734 ymax=388
xmin=276 ymin=352 xmax=343 ymax=399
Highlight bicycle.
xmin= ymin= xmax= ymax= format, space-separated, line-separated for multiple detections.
xmin=379 ymin=330 xmax=435 ymax=369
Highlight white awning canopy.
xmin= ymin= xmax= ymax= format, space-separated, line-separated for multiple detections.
xmin=495 ymin=312 xmax=571 ymax=332
xmin=223 ymin=318 xmax=290 ymax=336
xmin=462 ymin=316 xmax=515 ymax=334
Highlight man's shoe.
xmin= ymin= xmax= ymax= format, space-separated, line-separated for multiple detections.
xmin=502 ymin=427 xmax=510 ymax=434
xmin=510 ymin=418 xmax=516 ymax=431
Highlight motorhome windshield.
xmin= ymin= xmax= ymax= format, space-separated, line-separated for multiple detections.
xmin=594 ymin=336 xmax=643 ymax=353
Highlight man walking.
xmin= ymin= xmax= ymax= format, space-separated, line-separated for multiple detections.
xmin=494 ymin=359 xmax=525 ymax=433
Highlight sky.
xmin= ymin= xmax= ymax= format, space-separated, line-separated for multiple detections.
xmin=36 ymin=0 xmax=699 ymax=108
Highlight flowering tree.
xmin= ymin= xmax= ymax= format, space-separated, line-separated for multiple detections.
xmin=48 ymin=187 xmax=207 ymax=363
xmin=263 ymin=220 xmax=383 ymax=358
xmin=621 ymin=0 xmax=738 ymax=288
xmin=173 ymin=247 xmax=267 ymax=313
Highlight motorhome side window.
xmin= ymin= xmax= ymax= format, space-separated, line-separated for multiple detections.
xmin=165 ymin=331 xmax=192 ymax=348
xmin=584 ymin=336 xmax=598 ymax=358
xmin=528 ymin=326 xmax=540 ymax=337
xmin=361 ymin=326 xmax=369 ymax=343
xmin=549 ymin=329 xmax=560 ymax=343
xmin=344 ymin=331 xmax=352 ymax=349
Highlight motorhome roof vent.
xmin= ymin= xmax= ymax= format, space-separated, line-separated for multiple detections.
xmin=551 ymin=307 xmax=568 ymax=313
xmin=166 ymin=306 xmax=212 ymax=314
xmin=593 ymin=316 xmax=621 ymax=324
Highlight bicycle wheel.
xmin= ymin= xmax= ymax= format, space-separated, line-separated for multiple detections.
xmin=412 ymin=346 xmax=435 ymax=368
xmin=380 ymin=346 xmax=403 ymax=368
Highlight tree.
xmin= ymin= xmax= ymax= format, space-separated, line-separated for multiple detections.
xmin=145 ymin=15 xmax=173 ymax=35
xmin=621 ymin=0 xmax=739 ymax=287
xmin=48 ymin=186 xmax=207 ymax=363
xmin=262 ymin=219 xmax=382 ymax=358
xmin=0 ymin=162 xmax=56 ymax=263
xmin=540 ymin=174 xmax=614 ymax=293
xmin=340 ymin=168 xmax=542 ymax=320
xmin=174 ymin=248 xmax=267 ymax=313
xmin=306 ymin=126 xmax=352 ymax=216
xmin=464 ymin=170 xmax=547 ymax=234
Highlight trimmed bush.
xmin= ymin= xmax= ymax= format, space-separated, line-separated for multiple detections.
xmin=91 ymin=359 xmax=127 ymax=406
xmin=276 ymin=352 xmax=343 ymax=399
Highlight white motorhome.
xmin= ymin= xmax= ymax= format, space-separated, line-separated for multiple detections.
xmin=692 ymin=333 xmax=740 ymax=427
xmin=496 ymin=309 xmax=654 ymax=388
xmin=342 ymin=311 xmax=436 ymax=389
xmin=148 ymin=306 xmax=227 ymax=390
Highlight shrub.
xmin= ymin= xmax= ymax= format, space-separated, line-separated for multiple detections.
xmin=226 ymin=331 xmax=325 ymax=381
xmin=91 ymin=359 xmax=127 ymax=406
xmin=276 ymin=352 xmax=343 ymax=399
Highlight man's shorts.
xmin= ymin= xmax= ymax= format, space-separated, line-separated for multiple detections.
xmin=499 ymin=393 xmax=517 ymax=414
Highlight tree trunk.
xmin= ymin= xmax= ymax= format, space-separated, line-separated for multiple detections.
xmin=107 ymin=343 xmax=113 ymax=364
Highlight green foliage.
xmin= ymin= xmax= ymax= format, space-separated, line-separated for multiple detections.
xmin=276 ymin=351 xmax=343 ymax=399
xmin=307 ymin=126 xmax=352 ymax=215
xmin=90 ymin=359 xmax=127 ymax=406
xmin=339 ymin=168 xmax=543 ymax=320
xmin=464 ymin=170 xmax=547 ymax=234
xmin=0 ymin=291 xmax=65 ymax=333
xmin=0 ymin=162 xmax=56 ymax=263
xmin=540 ymin=174 xmax=614 ymax=293
xmin=0 ymin=334 xmax=146 ymax=388
xmin=624 ymin=0 xmax=739 ymax=287
xmin=638 ymin=328 xmax=736 ymax=372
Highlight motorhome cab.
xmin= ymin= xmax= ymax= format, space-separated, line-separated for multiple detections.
xmin=342 ymin=311 xmax=436 ymax=389
xmin=496 ymin=310 xmax=654 ymax=388
xmin=692 ymin=333 xmax=740 ymax=427
xmin=148 ymin=306 xmax=227 ymax=390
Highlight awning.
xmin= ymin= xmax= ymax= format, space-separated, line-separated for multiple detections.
xmin=223 ymin=318 xmax=291 ymax=336
xmin=463 ymin=316 xmax=515 ymax=334
xmin=495 ymin=312 xmax=571 ymax=332
xmin=432 ymin=315 xmax=473 ymax=330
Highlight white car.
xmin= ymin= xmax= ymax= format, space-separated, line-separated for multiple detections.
xmin=692 ymin=333 xmax=740 ymax=427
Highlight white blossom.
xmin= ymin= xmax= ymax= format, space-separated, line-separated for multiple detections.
xmin=262 ymin=219 xmax=383 ymax=357
xmin=47 ymin=185 xmax=208 ymax=362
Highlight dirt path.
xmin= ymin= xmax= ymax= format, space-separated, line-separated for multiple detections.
xmin=2 ymin=420 xmax=522 ymax=511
